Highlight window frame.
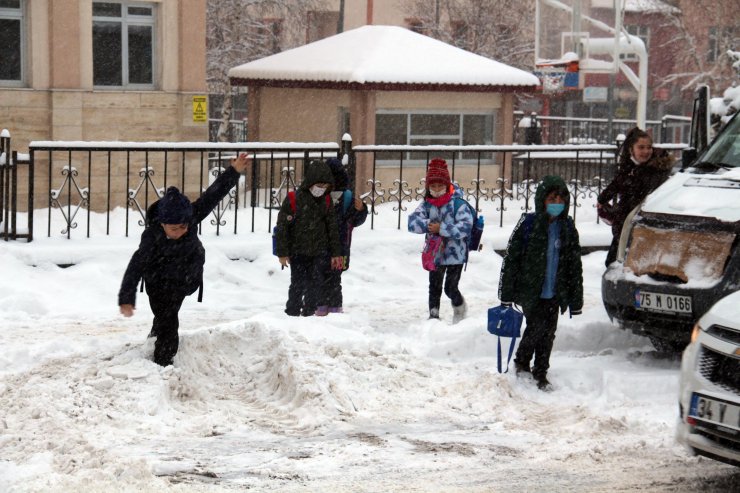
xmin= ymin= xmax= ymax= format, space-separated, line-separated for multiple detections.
xmin=621 ymin=24 xmax=649 ymax=62
xmin=0 ymin=0 xmax=25 ymax=87
xmin=92 ymin=1 xmax=157 ymax=89
xmin=375 ymin=109 xmax=496 ymax=166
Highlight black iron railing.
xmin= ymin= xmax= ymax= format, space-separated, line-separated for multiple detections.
xmin=513 ymin=111 xmax=691 ymax=145
xmin=29 ymin=142 xmax=339 ymax=239
xmin=14 ymin=139 xmax=687 ymax=240
xmin=1 ymin=131 xmax=33 ymax=241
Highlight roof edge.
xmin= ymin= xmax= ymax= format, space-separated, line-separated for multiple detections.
xmin=230 ymin=78 xmax=538 ymax=93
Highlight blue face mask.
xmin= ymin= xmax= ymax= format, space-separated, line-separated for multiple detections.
xmin=546 ymin=203 xmax=565 ymax=217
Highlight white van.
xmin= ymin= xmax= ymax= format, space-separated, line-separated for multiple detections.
xmin=601 ymin=101 xmax=740 ymax=352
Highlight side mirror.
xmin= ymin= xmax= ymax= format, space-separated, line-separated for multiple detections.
xmin=681 ymin=147 xmax=697 ymax=170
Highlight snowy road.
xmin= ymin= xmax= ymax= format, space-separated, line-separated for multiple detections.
xmin=1 ymin=206 xmax=738 ymax=492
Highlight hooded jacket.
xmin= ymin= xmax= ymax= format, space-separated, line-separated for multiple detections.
xmin=274 ymin=160 xmax=341 ymax=258
xmin=407 ymin=184 xmax=474 ymax=266
xmin=498 ymin=175 xmax=583 ymax=315
xmin=118 ymin=166 xmax=241 ymax=306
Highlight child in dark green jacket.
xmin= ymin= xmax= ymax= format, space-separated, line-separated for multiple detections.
xmin=498 ymin=175 xmax=583 ymax=391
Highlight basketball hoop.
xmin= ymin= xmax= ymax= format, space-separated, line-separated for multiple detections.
xmin=534 ymin=60 xmax=580 ymax=94
xmin=536 ymin=66 xmax=567 ymax=94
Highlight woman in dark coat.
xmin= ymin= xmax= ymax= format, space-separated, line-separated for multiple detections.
xmin=598 ymin=127 xmax=675 ymax=267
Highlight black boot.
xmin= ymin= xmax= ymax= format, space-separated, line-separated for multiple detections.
xmin=535 ymin=375 xmax=552 ymax=392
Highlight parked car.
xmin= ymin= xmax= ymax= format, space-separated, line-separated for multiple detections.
xmin=601 ymin=99 xmax=740 ymax=352
xmin=676 ymin=290 xmax=740 ymax=467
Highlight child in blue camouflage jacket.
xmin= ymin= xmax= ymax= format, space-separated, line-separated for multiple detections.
xmin=408 ymin=158 xmax=474 ymax=323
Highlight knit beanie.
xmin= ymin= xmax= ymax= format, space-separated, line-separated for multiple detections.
xmin=327 ymin=158 xmax=349 ymax=191
xmin=425 ymin=158 xmax=451 ymax=188
xmin=158 ymin=187 xmax=193 ymax=224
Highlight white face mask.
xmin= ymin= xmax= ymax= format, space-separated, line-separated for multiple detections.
xmin=310 ymin=185 xmax=327 ymax=197
xmin=429 ymin=188 xmax=446 ymax=198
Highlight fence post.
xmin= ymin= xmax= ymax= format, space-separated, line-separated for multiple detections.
xmin=1 ymin=131 xmax=8 ymax=240
xmin=342 ymin=133 xmax=354 ymax=194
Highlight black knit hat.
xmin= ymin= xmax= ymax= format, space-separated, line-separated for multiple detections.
xmin=327 ymin=158 xmax=348 ymax=190
xmin=158 ymin=187 xmax=192 ymax=224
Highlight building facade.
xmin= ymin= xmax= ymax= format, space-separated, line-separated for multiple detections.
xmin=1 ymin=0 xmax=208 ymax=150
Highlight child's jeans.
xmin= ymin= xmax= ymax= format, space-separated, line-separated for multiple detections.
xmin=286 ymin=255 xmax=326 ymax=316
xmin=428 ymin=264 xmax=464 ymax=312
xmin=147 ymin=287 xmax=186 ymax=366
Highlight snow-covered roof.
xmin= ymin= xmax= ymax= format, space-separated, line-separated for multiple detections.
xmin=623 ymin=0 xmax=680 ymax=14
xmin=228 ymin=25 xmax=539 ymax=92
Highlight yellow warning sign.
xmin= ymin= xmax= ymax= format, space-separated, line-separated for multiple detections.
xmin=192 ymin=96 xmax=207 ymax=123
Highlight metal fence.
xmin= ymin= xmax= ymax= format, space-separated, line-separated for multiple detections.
xmin=208 ymin=119 xmax=248 ymax=143
xmin=29 ymin=142 xmax=340 ymax=239
xmin=0 ymin=132 xmax=33 ymax=241
xmin=3 ymin=138 xmax=687 ymax=241
xmin=513 ymin=111 xmax=692 ymax=145
xmin=351 ymin=143 xmax=620 ymax=230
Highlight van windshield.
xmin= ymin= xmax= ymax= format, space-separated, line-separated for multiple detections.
xmin=701 ymin=113 xmax=740 ymax=168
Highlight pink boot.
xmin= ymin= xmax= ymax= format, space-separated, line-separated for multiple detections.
xmin=315 ymin=306 xmax=329 ymax=317
xmin=328 ymin=307 xmax=343 ymax=314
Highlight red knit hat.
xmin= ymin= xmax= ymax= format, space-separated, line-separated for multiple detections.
xmin=426 ymin=158 xmax=451 ymax=187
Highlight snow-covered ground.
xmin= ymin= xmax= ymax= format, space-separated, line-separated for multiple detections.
xmin=1 ymin=196 xmax=738 ymax=492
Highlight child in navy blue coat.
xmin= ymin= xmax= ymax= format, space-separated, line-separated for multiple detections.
xmin=118 ymin=154 xmax=250 ymax=366
xmin=316 ymin=158 xmax=368 ymax=315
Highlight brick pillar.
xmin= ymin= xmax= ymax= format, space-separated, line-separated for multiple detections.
xmin=349 ymin=90 xmax=376 ymax=193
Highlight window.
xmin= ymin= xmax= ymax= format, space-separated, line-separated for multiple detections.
xmin=256 ymin=18 xmax=283 ymax=54
xmin=375 ymin=111 xmax=494 ymax=164
xmin=307 ymin=11 xmax=339 ymax=43
xmin=93 ymin=1 xmax=155 ymax=88
xmin=621 ymin=25 xmax=649 ymax=62
xmin=0 ymin=0 xmax=23 ymax=85
xmin=450 ymin=21 xmax=468 ymax=49
xmin=405 ymin=18 xmax=426 ymax=35
xmin=708 ymin=26 xmax=738 ymax=62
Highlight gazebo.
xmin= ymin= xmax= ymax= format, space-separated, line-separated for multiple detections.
xmin=228 ymin=25 xmax=539 ymax=189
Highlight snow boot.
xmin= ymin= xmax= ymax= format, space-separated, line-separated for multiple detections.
xmin=452 ymin=299 xmax=468 ymax=324
xmin=328 ymin=307 xmax=343 ymax=314
xmin=315 ymin=306 xmax=329 ymax=317
xmin=515 ymin=361 xmax=531 ymax=376
xmin=536 ymin=375 xmax=553 ymax=392
xmin=429 ymin=307 xmax=440 ymax=319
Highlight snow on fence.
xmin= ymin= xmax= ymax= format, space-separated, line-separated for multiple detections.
xmin=0 ymin=139 xmax=688 ymax=241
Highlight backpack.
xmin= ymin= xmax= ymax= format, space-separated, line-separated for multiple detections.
xmin=272 ymin=191 xmax=331 ymax=256
xmin=452 ymin=197 xmax=484 ymax=254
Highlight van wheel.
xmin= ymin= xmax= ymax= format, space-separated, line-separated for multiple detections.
xmin=649 ymin=336 xmax=687 ymax=354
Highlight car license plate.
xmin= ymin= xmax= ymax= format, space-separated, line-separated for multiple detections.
xmin=634 ymin=289 xmax=692 ymax=314
xmin=689 ymin=393 xmax=740 ymax=432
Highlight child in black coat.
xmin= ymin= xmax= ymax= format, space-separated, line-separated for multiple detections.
xmin=118 ymin=153 xmax=250 ymax=366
